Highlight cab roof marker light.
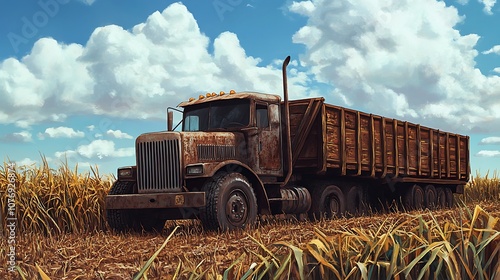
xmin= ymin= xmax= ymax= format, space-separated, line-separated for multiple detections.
xmin=189 ymin=97 xmax=195 ymax=102
xmin=219 ymin=91 xmax=225 ymax=96
xmin=199 ymin=95 xmax=205 ymax=100
xmin=229 ymin=89 xmax=236 ymax=94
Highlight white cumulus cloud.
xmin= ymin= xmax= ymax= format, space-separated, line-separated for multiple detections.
xmin=457 ymin=0 xmax=497 ymax=14
xmin=16 ymin=157 xmax=38 ymax=167
xmin=106 ymin=129 xmax=133 ymax=139
xmin=289 ymin=0 xmax=500 ymax=133
xmin=483 ymin=45 xmax=500 ymax=55
xmin=41 ymin=126 xmax=84 ymax=139
xmin=55 ymin=139 xmax=134 ymax=160
xmin=479 ymin=0 xmax=497 ymax=14
xmin=0 ymin=3 xmax=309 ymax=128
xmin=479 ymin=136 xmax=500 ymax=145
xmin=476 ymin=150 xmax=500 ymax=157
xmin=1 ymin=131 xmax=32 ymax=142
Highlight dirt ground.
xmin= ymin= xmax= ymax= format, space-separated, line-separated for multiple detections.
xmin=1 ymin=202 xmax=499 ymax=279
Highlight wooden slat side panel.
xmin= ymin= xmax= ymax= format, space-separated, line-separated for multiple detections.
xmin=360 ymin=114 xmax=371 ymax=170
xmin=385 ymin=119 xmax=395 ymax=174
xmin=289 ymin=103 xmax=307 ymax=140
xmin=397 ymin=122 xmax=406 ymax=175
xmin=345 ymin=110 xmax=357 ymax=168
xmin=439 ymin=132 xmax=446 ymax=177
xmin=408 ymin=124 xmax=418 ymax=175
xmin=449 ymin=135 xmax=457 ymax=177
xmin=288 ymin=100 xmax=326 ymax=171
xmin=420 ymin=128 xmax=431 ymax=176
xmin=459 ymin=137 xmax=468 ymax=175
xmin=325 ymin=106 xmax=341 ymax=168
xmin=373 ymin=117 xmax=383 ymax=172
xmin=433 ymin=131 xmax=440 ymax=177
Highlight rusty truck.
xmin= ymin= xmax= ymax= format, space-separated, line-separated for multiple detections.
xmin=105 ymin=56 xmax=470 ymax=231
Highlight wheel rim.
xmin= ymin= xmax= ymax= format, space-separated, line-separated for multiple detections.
xmin=327 ymin=194 xmax=341 ymax=217
xmin=414 ymin=187 xmax=424 ymax=209
xmin=426 ymin=189 xmax=436 ymax=209
xmin=437 ymin=190 xmax=446 ymax=208
xmin=225 ymin=190 xmax=249 ymax=226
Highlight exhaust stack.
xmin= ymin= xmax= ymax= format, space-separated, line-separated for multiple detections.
xmin=281 ymin=56 xmax=292 ymax=187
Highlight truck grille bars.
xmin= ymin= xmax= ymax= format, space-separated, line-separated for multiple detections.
xmin=137 ymin=138 xmax=182 ymax=193
xmin=197 ymin=144 xmax=236 ymax=161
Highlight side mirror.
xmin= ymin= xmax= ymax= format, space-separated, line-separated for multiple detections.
xmin=166 ymin=107 xmax=184 ymax=131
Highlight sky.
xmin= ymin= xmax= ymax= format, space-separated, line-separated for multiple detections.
xmin=0 ymin=0 xmax=499 ymax=176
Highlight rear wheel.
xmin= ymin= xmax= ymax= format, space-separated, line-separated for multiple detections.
xmin=106 ymin=181 xmax=165 ymax=233
xmin=200 ymin=173 xmax=258 ymax=231
xmin=436 ymin=187 xmax=447 ymax=209
xmin=403 ymin=184 xmax=425 ymax=211
xmin=445 ymin=188 xmax=454 ymax=208
xmin=345 ymin=185 xmax=365 ymax=217
xmin=424 ymin=185 xmax=437 ymax=210
xmin=309 ymin=184 xmax=345 ymax=220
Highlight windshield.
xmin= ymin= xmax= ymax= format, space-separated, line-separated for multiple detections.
xmin=183 ymin=99 xmax=250 ymax=131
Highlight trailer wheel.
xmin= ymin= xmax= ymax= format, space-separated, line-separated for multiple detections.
xmin=200 ymin=172 xmax=258 ymax=231
xmin=345 ymin=185 xmax=365 ymax=217
xmin=436 ymin=187 xmax=447 ymax=209
xmin=106 ymin=181 xmax=165 ymax=233
xmin=309 ymin=184 xmax=345 ymax=220
xmin=403 ymin=184 xmax=425 ymax=211
xmin=444 ymin=188 xmax=454 ymax=208
xmin=424 ymin=185 xmax=437 ymax=210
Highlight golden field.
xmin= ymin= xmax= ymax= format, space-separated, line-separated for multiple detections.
xmin=0 ymin=161 xmax=499 ymax=279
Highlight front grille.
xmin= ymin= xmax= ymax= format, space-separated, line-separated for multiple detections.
xmin=137 ymin=139 xmax=182 ymax=193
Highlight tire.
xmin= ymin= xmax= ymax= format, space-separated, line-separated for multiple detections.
xmin=345 ymin=185 xmax=365 ymax=217
xmin=424 ymin=185 xmax=437 ymax=210
xmin=200 ymin=173 xmax=258 ymax=231
xmin=106 ymin=181 xmax=165 ymax=233
xmin=309 ymin=184 xmax=345 ymax=221
xmin=403 ymin=184 xmax=425 ymax=211
xmin=436 ymin=187 xmax=447 ymax=209
xmin=445 ymin=188 xmax=454 ymax=208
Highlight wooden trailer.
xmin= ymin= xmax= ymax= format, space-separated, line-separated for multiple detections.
xmin=287 ymin=97 xmax=470 ymax=193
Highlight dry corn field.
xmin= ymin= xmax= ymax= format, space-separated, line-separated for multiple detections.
xmin=1 ymin=161 xmax=499 ymax=279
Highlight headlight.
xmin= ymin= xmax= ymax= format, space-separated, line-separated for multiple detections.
xmin=118 ymin=167 xmax=133 ymax=178
xmin=186 ymin=165 xmax=203 ymax=175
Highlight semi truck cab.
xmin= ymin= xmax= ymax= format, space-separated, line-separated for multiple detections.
xmin=106 ymin=90 xmax=291 ymax=231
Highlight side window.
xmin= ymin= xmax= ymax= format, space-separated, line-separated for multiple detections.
xmin=184 ymin=116 xmax=199 ymax=131
xmin=256 ymin=103 xmax=269 ymax=128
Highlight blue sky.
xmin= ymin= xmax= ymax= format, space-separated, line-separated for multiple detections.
xmin=0 ymin=0 xmax=499 ymax=176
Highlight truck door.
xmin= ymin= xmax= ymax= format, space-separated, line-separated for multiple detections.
xmin=256 ymin=103 xmax=282 ymax=174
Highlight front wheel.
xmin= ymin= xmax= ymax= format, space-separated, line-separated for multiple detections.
xmin=200 ymin=173 xmax=258 ymax=231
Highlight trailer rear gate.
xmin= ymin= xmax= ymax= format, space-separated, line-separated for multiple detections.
xmin=288 ymin=98 xmax=470 ymax=183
